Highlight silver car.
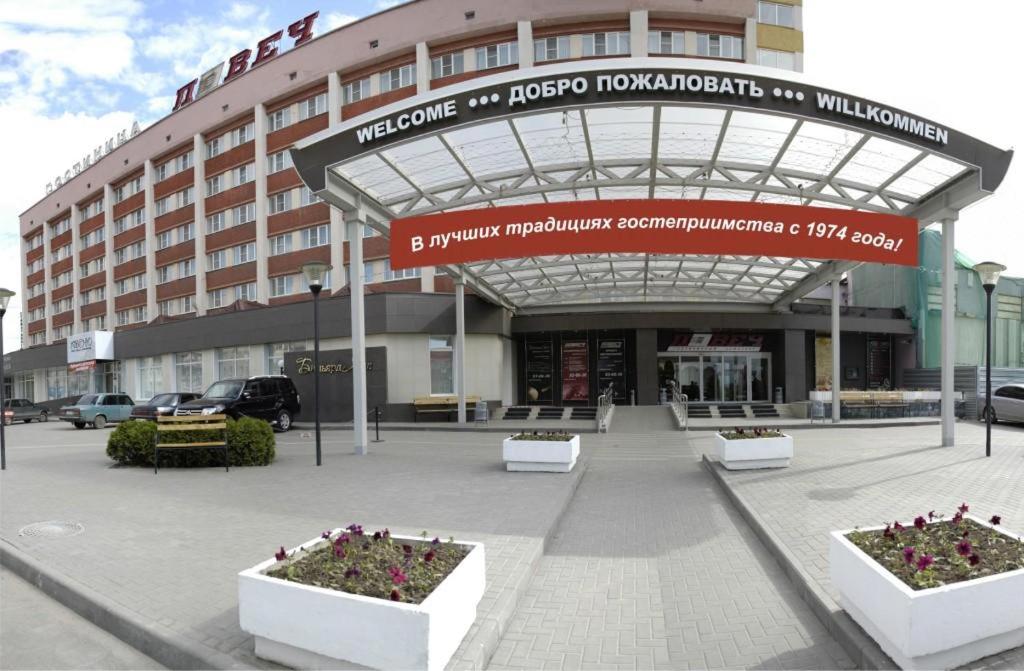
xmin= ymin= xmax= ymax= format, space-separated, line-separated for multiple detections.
xmin=991 ymin=383 xmax=1024 ymax=425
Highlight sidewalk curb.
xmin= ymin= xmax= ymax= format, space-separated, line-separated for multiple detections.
xmin=293 ymin=423 xmax=600 ymax=434
xmin=700 ymin=455 xmax=897 ymax=670
xmin=0 ymin=538 xmax=247 ymax=670
xmin=687 ymin=419 xmax=946 ymax=432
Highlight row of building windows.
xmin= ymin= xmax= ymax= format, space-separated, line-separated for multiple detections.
xmin=154 ymin=150 xmax=194 ymax=183
xmin=154 ymin=186 xmax=194 ymax=216
xmin=80 ymin=227 xmax=106 ymax=249
xmin=156 ymin=222 xmax=195 ymax=250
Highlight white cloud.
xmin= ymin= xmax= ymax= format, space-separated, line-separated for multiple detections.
xmin=324 ymin=12 xmax=358 ymax=31
xmin=0 ymin=25 xmax=136 ymax=89
xmin=375 ymin=0 xmax=405 ymax=9
xmin=226 ymin=2 xmax=259 ymax=21
xmin=0 ymin=0 xmax=144 ymax=32
xmin=141 ymin=13 xmax=274 ymax=81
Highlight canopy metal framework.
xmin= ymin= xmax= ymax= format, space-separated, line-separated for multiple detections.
xmin=323 ymin=102 xmax=974 ymax=311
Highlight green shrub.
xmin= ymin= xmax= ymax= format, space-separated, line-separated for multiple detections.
xmin=106 ymin=416 xmax=275 ymax=468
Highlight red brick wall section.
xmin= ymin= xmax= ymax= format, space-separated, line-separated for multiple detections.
xmin=344 ymin=235 xmax=389 ymax=262
xmin=268 ymin=293 xmax=312 ymax=307
xmin=206 ymin=262 xmax=257 ymax=290
xmin=49 ymin=229 xmax=72 ymax=250
xmin=204 ymin=141 xmax=255 ymax=175
xmin=154 ymin=168 xmax=195 ymax=200
xmin=51 ymin=283 xmax=73 ymax=301
xmin=26 ymin=246 xmax=44 ymax=264
xmin=52 ymin=311 xmax=74 ymax=328
xmin=266 ymin=203 xmax=329 ymax=236
xmin=266 ymin=114 xmax=329 ymax=154
xmin=78 ymin=212 xmax=105 ymax=235
xmin=156 ymin=276 xmax=196 ymax=301
xmin=154 ymin=204 xmax=195 ymax=233
xmin=113 ymin=257 xmax=146 ymax=282
xmin=79 ymin=272 xmax=107 ymax=291
xmin=26 ymin=270 xmax=45 ymax=287
xmin=113 ymin=224 xmax=146 ymax=249
xmin=155 ymin=241 xmax=195 ymax=267
xmin=266 ymin=83 xmax=328 ymax=113
xmin=79 ymin=242 xmax=106 ymax=263
xmin=267 ymin=168 xmax=303 ymax=194
xmin=204 ymin=181 xmax=256 ymax=215
xmin=342 ymin=86 xmax=417 ymax=121
xmin=28 ymin=318 xmax=46 ymax=334
xmin=80 ymin=301 xmax=106 ymax=319
xmin=50 ymin=257 xmax=73 ymax=276
xmin=206 ymin=221 xmax=256 ymax=252
xmin=267 ymin=245 xmax=330 ymax=276
xmin=112 ymin=191 xmax=144 ymax=220
xmin=26 ymin=295 xmax=45 ymax=312
xmin=114 ymin=288 xmax=147 ymax=311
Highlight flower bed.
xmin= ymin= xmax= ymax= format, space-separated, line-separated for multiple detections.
xmin=831 ymin=505 xmax=1024 ymax=669
xmin=714 ymin=428 xmax=792 ymax=470
xmin=239 ymin=525 xmax=485 ymax=670
xmin=502 ymin=433 xmax=579 ymax=472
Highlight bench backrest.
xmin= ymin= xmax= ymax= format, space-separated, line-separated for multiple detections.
xmin=156 ymin=414 xmax=227 ymax=433
xmin=413 ymin=395 xmax=481 ymax=407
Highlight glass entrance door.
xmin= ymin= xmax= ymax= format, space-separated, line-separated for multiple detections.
xmin=677 ymin=357 xmax=701 ymax=401
xmin=656 ymin=352 xmax=772 ymax=404
xmin=722 ymin=355 xmax=748 ymax=402
xmin=749 ymin=355 xmax=770 ymax=401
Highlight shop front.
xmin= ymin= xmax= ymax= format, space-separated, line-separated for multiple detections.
xmin=657 ymin=332 xmax=776 ymax=404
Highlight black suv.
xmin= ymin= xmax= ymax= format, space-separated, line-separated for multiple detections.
xmin=175 ymin=376 xmax=301 ymax=431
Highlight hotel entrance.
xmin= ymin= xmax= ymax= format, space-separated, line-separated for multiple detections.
xmin=657 ymin=332 xmax=774 ymax=404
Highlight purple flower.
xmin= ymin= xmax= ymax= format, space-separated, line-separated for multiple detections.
xmin=958 ymin=502 xmax=969 ymax=514
xmin=424 ymin=549 xmax=436 ymax=563
xmin=275 ymin=546 xmax=287 ymax=561
xmin=951 ymin=511 xmax=963 ymax=525
xmin=883 ymin=525 xmax=895 ymax=540
xmin=373 ymin=531 xmax=383 ymax=541
xmin=956 ymin=539 xmax=973 ymax=557
xmin=928 ymin=510 xmax=936 ymax=521
xmin=344 ymin=566 xmax=361 ymax=579
xmin=916 ymin=554 xmax=934 ymax=571
xmin=432 ymin=537 xmax=441 ymax=545
xmin=913 ymin=516 xmax=926 ymax=530
xmin=892 ymin=521 xmax=905 ymax=533
xmin=321 ymin=531 xmax=332 ymax=540
xmin=402 ymin=544 xmax=414 ymax=555
xmin=388 ymin=566 xmax=408 ymax=585
xmin=334 ymin=545 xmax=346 ymax=559
xmin=969 ymin=553 xmax=981 ymax=567
xmin=902 ymin=546 xmax=916 ymax=564
xmin=990 ymin=515 xmax=1002 ymax=526
xmin=390 ymin=589 xmax=401 ymax=601
xmin=347 ymin=524 xmax=364 ymax=536
xmin=962 ymin=530 xmax=970 ymax=538
xmin=335 ymin=533 xmax=350 ymax=546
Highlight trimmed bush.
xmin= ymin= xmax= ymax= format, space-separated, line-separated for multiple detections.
xmin=106 ymin=416 xmax=275 ymax=467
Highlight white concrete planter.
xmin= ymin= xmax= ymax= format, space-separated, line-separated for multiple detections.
xmin=238 ymin=531 xmax=485 ymax=671
xmin=830 ymin=515 xmax=1024 ymax=670
xmin=501 ymin=434 xmax=580 ymax=472
xmin=714 ymin=432 xmax=792 ymax=470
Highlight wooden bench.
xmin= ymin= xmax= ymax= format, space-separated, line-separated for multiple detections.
xmin=412 ymin=395 xmax=480 ymax=422
xmin=154 ymin=414 xmax=229 ymax=473
xmin=874 ymin=391 xmax=909 ymax=417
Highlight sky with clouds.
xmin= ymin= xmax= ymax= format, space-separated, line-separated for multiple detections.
xmin=1 ymin=0 xmax=1022 ymax=354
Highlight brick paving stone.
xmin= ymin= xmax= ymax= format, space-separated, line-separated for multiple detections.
xmin=693 ymin=421 xmax=1024 ymax=670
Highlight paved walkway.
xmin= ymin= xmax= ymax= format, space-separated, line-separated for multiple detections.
xmin=0 ymin=567 xmax=163 ymax=670
xmin=694 ymin=421 xmax=1024 ymax=670
xmin=489 ymin=409 xmax=852 ymax=670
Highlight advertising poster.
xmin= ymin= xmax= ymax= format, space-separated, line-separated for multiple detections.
xmin=525 ymin=339 xmax=553 ymax=404
xmin=597 ymin=338 xmax=625 ymax=402
xmin=561 ymin=340 xmax=590 ymax=402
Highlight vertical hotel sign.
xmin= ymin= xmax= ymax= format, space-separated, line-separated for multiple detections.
xmin=561 ymin=340 xmax=589 ymax=402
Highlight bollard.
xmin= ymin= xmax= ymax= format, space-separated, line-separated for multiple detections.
xmin=372 ymin=406 xmax=383 ymax=443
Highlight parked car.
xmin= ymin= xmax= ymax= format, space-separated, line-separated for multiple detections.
xmin=2 ymin=398 xmax=50 ymax=425
xmin=990 ymin=383 xmax=1024 ymax=425
xmin=175 ymin=376 xmax=300 ymax=431
xmin=59 ymin=393 xmax=135 ymax=429
xmin=130 ymin=392 xmax=201 ymax=421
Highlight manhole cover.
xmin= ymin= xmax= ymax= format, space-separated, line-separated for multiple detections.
xmin=18 ymin=521 xmax=85 ymax=538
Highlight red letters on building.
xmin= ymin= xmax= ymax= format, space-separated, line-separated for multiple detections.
xmin=172 ymin=80 xmax=198 ymax=112
xmin=224 ymin=49 xmax=252 ymax=81
xmin=288 ymin=12 xmax=319 ymax=46
xmin=253 ymin=30 xmax=284 ymax=66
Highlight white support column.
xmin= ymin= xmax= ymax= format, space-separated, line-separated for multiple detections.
xmin=455 ymin=271 xmax=466 ymax=423
xmin=192 ymin=134 xmax=208 ymax=315
xmin=143 ymin=159 xmax=157 ymax=320
xmin=327 ymin=72 xmax=345 ymax=288
xmin=831 ymin=279 xmax=841 ymax=423
xmin=941 ymin=218 xmax=956 ymax=446
xmin=517 ymin=21 xmax=534 ymax=69
xmin=347 ymin=217 xmax=368 ymax=454
xmin=629 ymin=10 xmax=649 ymax=58
xmin=103 ymin=185 xmax=115 ymax=326
xmin=254 ymin=104 xmax=270 ymax=303
xmin=70 ymin=203 xmax=82 ymax=334
xmin=415 ymin=42 xmax=430 ymax=94
xmin=744 ymin=17 xmax=758 ymax=64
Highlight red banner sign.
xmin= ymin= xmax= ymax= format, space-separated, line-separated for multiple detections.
xmin=68 ymin=360 xmax=96 ymax=373
xmin=389 ymin=199 xmax=918 ymax=269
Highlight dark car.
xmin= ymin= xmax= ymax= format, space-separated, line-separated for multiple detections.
xmin=175 ymin=376 xmax=300 ymax=431
xmin=3 ymin=399 xmax=50 ymax=425
xmin=130 ymin=392 xmax=202 ymax=420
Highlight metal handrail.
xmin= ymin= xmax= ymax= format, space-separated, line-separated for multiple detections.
xmin=669 ymin=380 xmax=688 ymax=430
xmin=596 ymin=383 xmax=615 ymax=432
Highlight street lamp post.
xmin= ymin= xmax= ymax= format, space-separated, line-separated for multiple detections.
xmin=973 ymin=262 xmax=1006 ymax=458
xmin=301 ymin=261 xmax=332 ymax=467
xmin=0 ymin=288 xmax=15 ymax=470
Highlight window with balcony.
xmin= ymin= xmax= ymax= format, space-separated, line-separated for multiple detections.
xmin=384 ymin=259 xmax=421 ymax=281
xmin=234 ymin=242 xmax=256 ymax=265
xmin=233 ymin=163 xmax=254 ymax=186
xmin=234 ymin=282 xmax=256 ymax=301
xmin=206 ymin=174 xmax=223 ymax=196
xmin=301 ymin=224 xmax=329 ymax=248
xmin=270 ymin=275 xmax=294 ymax=297
xmin=234 ymin=202 xmax=256 ymax=225
xmin=208 ymin=249 xmax=226 ymax=270
xmin=231 ymin=123 xmax=254 ymax=146
xmin=270 ymin=233 xmax=292 ymax=256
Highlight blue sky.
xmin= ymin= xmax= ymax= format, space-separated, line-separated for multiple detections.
xmin=1 ymin=0 xmax=1022 ymax=353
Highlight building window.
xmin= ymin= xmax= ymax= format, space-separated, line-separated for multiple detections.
xmin=648 ymin=30 xmax=684 ymax=55
xmin=757 ymin=48 xmax=796 ymax=70
xmin=138 ymin=356 xmax=163 ymax=401
xmin=758 ymin=1 xmax=795 ymax=28
xmin=176 ymin=151 xmax=193 ymax=172
xmin=157 ymin=230 xmax=172 ymax=250
xmin=270 ymin=234 xmax=292 ymax=256
xmin=267 ymin=151 xmax=293 ymax=174
xmin=179 ymin=258 xmax=196 ymax=277
xmin=233 ymin=163 xmax=254 ymax=186
xmin=582 ymin=31 xmax=630 ymax=57
xmin=155 ymin=197 xmax=169 ymax=217
xmin=270 ymin=275 xmax=293 ymax=297
xmin=267 ymin=107 xmax=291 ymax=132
xmin=299 ymin=186 xmax=321 ymax=206
xmin=534 ymin=36 xmax=570 ymax=62
xmin=206 ymin=136 xmax=222 ymax=158
xmin=207 ymin=211 xmax=225 ymax=233
xmin=697 ymin=33 xmax=743 ymax=60
xmin=266 ymin=341 xmax=306 ymax=374
xmin=363 ymin=223 xmax=377 ymax=238
xmin=363 ymin=261 xmax=375 ymax=284
xmin=208 ymin=249 xmax=226 ymax=270
xmin=157 ymin=265 xmax=172 ymax=283
xmin=429 ymin=335 xmax=453 ymax=395
xmin=234 ymin=202 xmax=256 ymax=225
xmin=231 ymin=122 xmax=254 ymax=146
xmin=380 ymin=64 xmax=416 ymax=92
xmin=299 ymin=93 xmax=327 ymax=120
xmin=175 ymin=352 xmax=203 ymax=393
xmin=301 ymin=224 xmax=329 ymax=248
xmin=476 ymin=41 xmax=518 ymax=70
xmin=208 ymin=288 xmax=226 ymax=308
xmin=206 ymin=174 xmax=223 ymax=196
xmin=178 ymin=222 xmax=195 ymax=243
xmin=234 ymin=282 xmax=256 ymax=301
xmin=342 ymin=78 xmax=370 ymax=104
xmin=430 ymin=52 xmax=464 ymax=79
xmin=216 ymin=346 xmax=250 ymax=379
xmin=155 ymin=162 xmax=168 ymax=181
xmin=46 ymin=366 xmax=68 ymax=400
xmin=268 ymin=191 xmax=292 ymax=214
xmin=234 ymin=242 xmax=256 ymax=264
xmin=384 ymin=259 xmax=421 ymax=281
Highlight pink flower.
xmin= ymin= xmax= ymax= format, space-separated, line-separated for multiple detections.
xmin=390 ymin=589 xmax=401 ymax=601
xmin=334 ymin=545 xmax=346 ymax=559
xmin=388 ymin=566 xmax=408 ymax=585
xmin=347 ymin=524 xmax=364 ymax=536
xmin=275 ymin=546 xmax=287 ymax=561
xmin=892 ymin=521 xmax=905 ymax=533
xmin=951 ymin=511 xmax=963 ymax=525
xmin=902 ymin=546 xmax=916 ymax=564
xmin=958 ymin=502 xmax=969 ymax=514
xmin=990 ymin=515 xmax=1002 ymax=526
xmin=916 ymin=554 xmax=934 ymax=571
xmin=956 ymin=539 xmax=973 ymax=557
xmin=334 ymin=533 xmax=350 ymax=546
xmin=913 ymin=516 xmax=926 ymax=530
